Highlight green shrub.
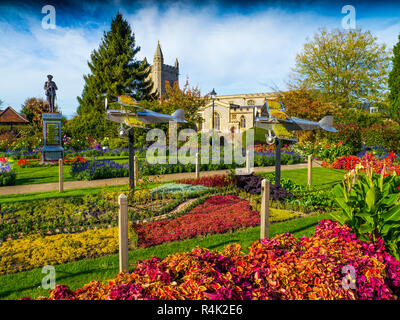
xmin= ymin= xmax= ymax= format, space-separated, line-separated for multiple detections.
xmin=331 ymin=169 xmax=400 ymax=259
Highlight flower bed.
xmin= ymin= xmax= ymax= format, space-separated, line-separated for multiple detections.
xmin=234 ymin=173 xmax=293 ymax=200
xmin=30 ymin=219 xmax=400 ymax=300
xmin=0 ymin=157 xmax=16 ymax=186
xmin=133 ymin=195 xmax=259 ymax=248
xmin=150 ymin=183 xmax=209 ymax=195
xmin=70 ymin=159 xmax=128 ymax=180
xmin=323 ymin=152 xmax=400 ymax=175
xmin=178 ymin=175 xmax=234 ymax=188
xmin=0 ymin=227 xmax=137 ymax=275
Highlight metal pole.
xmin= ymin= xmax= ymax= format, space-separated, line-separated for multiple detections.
xmin=308 ymin=155 xmax=312 ymax=186
xmin=128 ymin=127 xmax=135 ymax=191
xmin=211 ymin=98 xmax=215 ymax=130
xmin=275 ymin=138 xmax=282 ymax=187
xmin=134 ymin=155 xmax=138 ymax=187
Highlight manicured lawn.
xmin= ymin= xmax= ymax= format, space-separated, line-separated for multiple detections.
xmin=0 ymin=211 xmax=333 ymax=300
xmin=0 ymin=182 xmax=164 ymax=204
xmin=261 ymin=167 xmax=345 ymax=187
xmin=13 ymin=156 xmax=130 ymax=185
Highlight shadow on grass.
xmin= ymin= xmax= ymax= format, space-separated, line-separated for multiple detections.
xmin=207 ymin=239 xmax=241 ymax=250
xmin=0 ymin=266 xmax=117 ymax=299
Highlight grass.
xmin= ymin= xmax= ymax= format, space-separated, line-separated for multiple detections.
xmin=265 ymin=167 xmax=346 ymax=187
xmin=13 ymin=156 xmax=129 ymax=185
xmin=0 ymin=182 xmax=163 ymax=204
xmin=0 ymin=211 xmax=333 ymax=300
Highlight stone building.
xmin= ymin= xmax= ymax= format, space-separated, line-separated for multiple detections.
xmin=147 ymin=41 xmax=179 ymax=97
xmin=198 ymin=93 xmax=276 ymax=133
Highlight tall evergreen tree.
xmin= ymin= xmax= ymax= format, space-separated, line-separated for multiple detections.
xmin=77 ymin=12 xmax=154 ymax=116
xmin=388 ymin=34 xmax=400 ymax=124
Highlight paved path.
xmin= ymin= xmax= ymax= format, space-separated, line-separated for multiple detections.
xmin=0 ymin=162 xmax=318 ymax=196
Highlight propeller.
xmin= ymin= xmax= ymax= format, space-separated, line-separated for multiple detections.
xmin=266 ymin=130 xmax=276 ymax=145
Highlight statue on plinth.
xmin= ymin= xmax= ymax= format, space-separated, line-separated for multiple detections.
xmin=44 ymin=74 xmax=58 ymax=112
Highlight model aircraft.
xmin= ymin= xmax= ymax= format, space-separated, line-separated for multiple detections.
xmin=105 ymin=95 xmax=187 ymax=130
xmin=255 ymin=100 xmax=337 ymax=145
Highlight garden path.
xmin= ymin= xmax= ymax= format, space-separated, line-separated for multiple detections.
xmin=0 ymin=162 xmax=317 ymax=196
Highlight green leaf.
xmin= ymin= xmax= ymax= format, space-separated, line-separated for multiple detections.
xmin=382 ymin=205 xmax=400 ymax=222
xmin=365 ymin=187 xmax=376 ymax=211
xmin=359 ymin=222 xmax=375 ymax=234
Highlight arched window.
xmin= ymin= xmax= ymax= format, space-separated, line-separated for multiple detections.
xmin=213 ymin=112 xmax=221 ymax=130
xmin=240 ymin=116 xmax=246 ymax=129
xmin=247 ymin=100 xmax=255 ymax=106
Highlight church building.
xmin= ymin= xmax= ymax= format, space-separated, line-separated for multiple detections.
xmin=146 ymin=42 xmax=277 ymax=134
xmin=147 ymin=41 xmax=179 ymax=97
xmin=198 ymin=93 xmax=276 ymax=134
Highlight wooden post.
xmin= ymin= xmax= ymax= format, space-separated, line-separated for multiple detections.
xmin=260 ymin=179 xmax=270 ymax=240
xmin=195 ymin=152 xmax=200 ymax=179
xmin=134 ymin=155 xmax=138 ymax=187
xmin=307 ymin=155 xmax=312 ymax=186
xmin=58 ymin=158 xmax=63 ymax=193
xmin=118 ymin=194 xmax=129 ymax=273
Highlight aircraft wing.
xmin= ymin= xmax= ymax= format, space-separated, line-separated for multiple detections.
xmin=271 ymin=123 xmax=298 ymax=142
xmin=106 ymin=110 xmax=148 ymax=128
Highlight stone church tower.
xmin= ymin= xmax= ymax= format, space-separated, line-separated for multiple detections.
xmin=149 ymin=41 xmax=179 ymax=97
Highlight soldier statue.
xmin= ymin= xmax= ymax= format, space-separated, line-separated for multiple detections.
xmin=44 ymin=74 xmax=58 ymax=112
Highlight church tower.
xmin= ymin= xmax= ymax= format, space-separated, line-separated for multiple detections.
xmin=149 ymin=41 xmax=179 ymax=97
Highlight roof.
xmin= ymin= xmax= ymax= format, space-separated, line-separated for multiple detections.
xmin=229 ymin=104 xmax=263 ymax=109
xmin=0 ymin=106 xmax=29 ymax=124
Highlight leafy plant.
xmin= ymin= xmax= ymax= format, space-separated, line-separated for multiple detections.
xmin=332 ymin=165 xmax=400 ymax=258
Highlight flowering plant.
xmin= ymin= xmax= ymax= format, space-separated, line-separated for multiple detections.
xmin=29 ymin=220 xmax=400 ymax=300
xmin=332 ymin=162 xmax=400 ymax=259
xmin=0 ymin=158 xmax=16 ymax=186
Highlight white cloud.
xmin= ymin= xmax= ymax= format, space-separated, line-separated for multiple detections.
xmin=0 ymin=3 xmax=399 ymax=117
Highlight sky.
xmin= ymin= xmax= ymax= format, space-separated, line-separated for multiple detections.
xmin=0 ymin=0 xmax=400 ymax=118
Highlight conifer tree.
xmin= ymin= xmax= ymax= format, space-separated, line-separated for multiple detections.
xmin=77 ymin=12 xmax=154 ymax=116
xmin=388 ymin=34 xmax=400 ymax=124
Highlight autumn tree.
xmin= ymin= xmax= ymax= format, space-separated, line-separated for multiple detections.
xmin=388 ymin=33 xmax=400 ymax=124
xmin=158 ymin=79 xmax=209 ymax=129
xmin=20 ymin=97 xmax=58 ymax=129
xmin=276 ymin=88 xmax=334 ymax=121
xmin=292 ymin=28 xmax=391 ymax=109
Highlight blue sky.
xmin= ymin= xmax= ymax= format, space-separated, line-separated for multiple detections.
xmin=0 ymin=0 xmax=400 ymax=118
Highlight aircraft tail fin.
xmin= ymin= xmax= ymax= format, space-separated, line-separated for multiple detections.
xmin=319 ymin=116 xmax=337 ymax=132
xmin=171 ymin=109 xmax=187 ymax=123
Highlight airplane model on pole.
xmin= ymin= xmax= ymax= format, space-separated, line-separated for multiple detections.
xmin=106 ymin=95 xmax=186 ymax=130
xmin=254 ymin=100 xmax=337 ymax=187
xmin=254 ymin=100 xmax=337 ymax=145
xmin=105 ymin=95 xmax=187 ymax=190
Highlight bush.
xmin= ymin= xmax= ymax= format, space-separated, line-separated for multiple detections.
xmin=70 ymin=159 xmax=128 ymax=181
xmin=0 ymin=132 xmax=17 ymax=151
xmin=330 ymin=123 xmax=362 ymax=154
xmin=361 ymin=122 xmax=400 ymax=152
xmin=234 ymin=173 xmax=293 ymax=200
xmin=0 ymin=160 xmax=16 ymax=186
xmin=31 ymin=219 xmax=400 ymax=300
